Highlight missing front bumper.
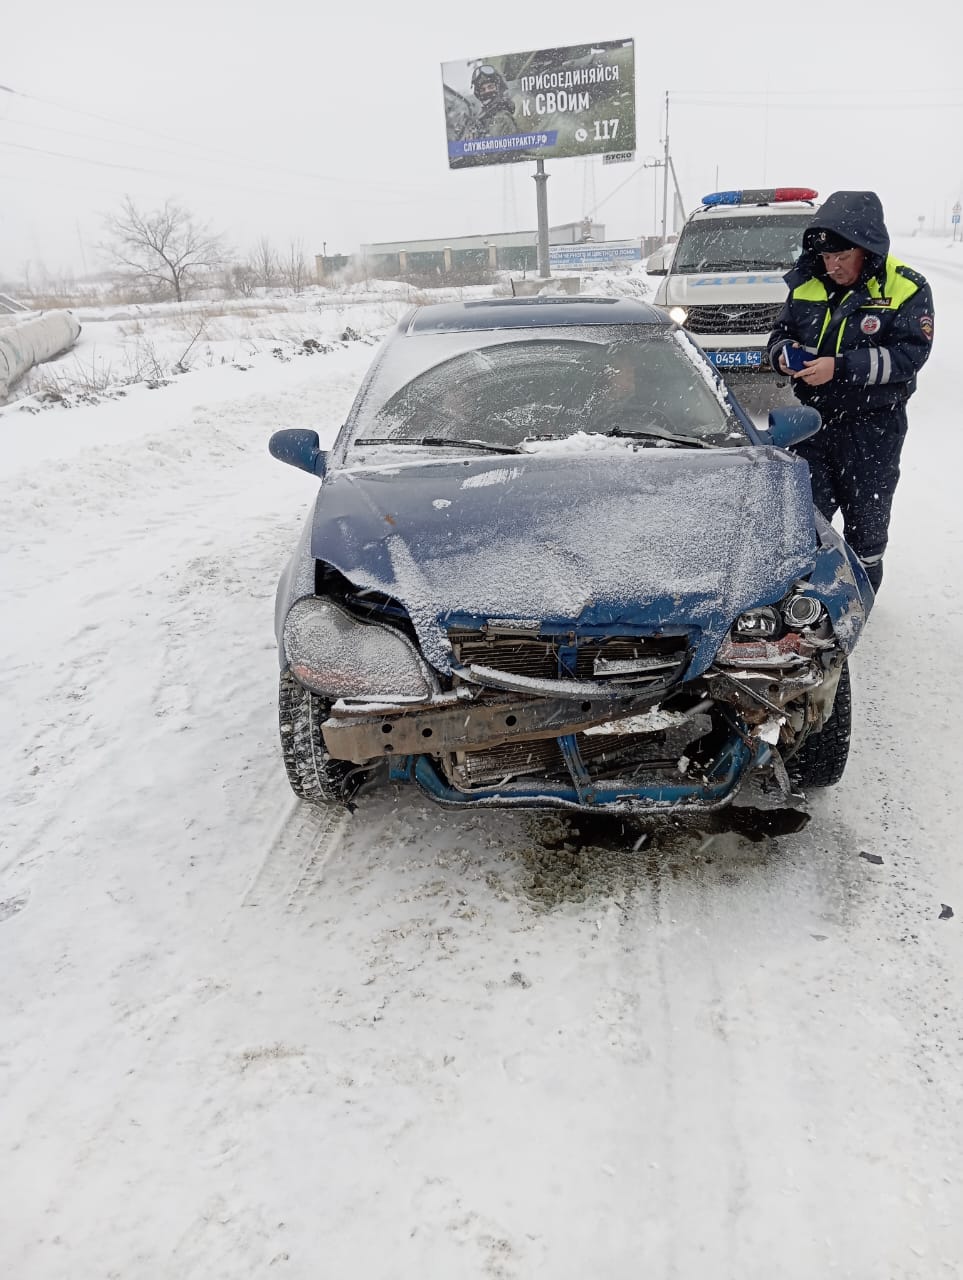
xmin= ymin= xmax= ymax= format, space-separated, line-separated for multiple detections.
xmin=392 ymin=733 xmax=768 ymax=814
xmin=322 ymin=692 xmax=665 ymax=765
xmin=314 ymin=638 xmax=840 ymax=813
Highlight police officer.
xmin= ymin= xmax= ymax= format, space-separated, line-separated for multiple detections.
xmin=768 ymin=191 xmax=934 ymax=592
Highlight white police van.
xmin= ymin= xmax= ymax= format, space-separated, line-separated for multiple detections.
xmin=649 ymin=187 xmax=819 ymax=376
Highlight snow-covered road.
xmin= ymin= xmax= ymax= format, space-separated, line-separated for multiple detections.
xmin=2 ymin=255 xmax=962 ymax=1279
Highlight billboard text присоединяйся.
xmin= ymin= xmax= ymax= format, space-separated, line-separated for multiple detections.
xmin=441 ymin=40 xmax=636 ymax=170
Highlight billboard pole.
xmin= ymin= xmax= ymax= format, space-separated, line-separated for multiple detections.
xmin=534 ymin=160 xmax=551 ymax=277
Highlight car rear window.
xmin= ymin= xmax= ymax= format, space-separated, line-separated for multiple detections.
xmin=347 ymin=326 xmax=739 ymax=449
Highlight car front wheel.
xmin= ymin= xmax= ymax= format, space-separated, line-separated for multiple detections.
xmin=278 ymin=670 xmax=364 ymax=807
xmin=789 ymin=660 xmax=852 ymax=789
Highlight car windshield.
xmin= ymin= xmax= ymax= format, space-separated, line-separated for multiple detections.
xmin=346 ymin=326 xmax=742 ymax=452
xmin=671 ymin=213 xmax=812 ymax=273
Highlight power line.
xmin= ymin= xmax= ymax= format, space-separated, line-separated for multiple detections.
xmin=0 ymin=136 xmax=441 ymax=208
xmin=671 ymin=93 xmax=963 ymax=111
xmin=670 ymin=85 xmax=962 ymax=98
xmin=0 ymin=137 xmax=340 ymax=201
xmin=1 ymin=136 xmax=184 ymax=177
xmin=2 ymin=112 xmax=286 ymax=171
xmin=0 ymin=80 xmax=450 ymax=195
xmin=585 ymin=165 xmax=643 ymax=218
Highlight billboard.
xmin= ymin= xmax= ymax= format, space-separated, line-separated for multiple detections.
xmin=442 ymin=39 xmax=636 ymax=170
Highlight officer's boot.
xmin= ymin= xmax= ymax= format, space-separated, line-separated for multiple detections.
xmin=860 ymin=553 xmax=884 ymax=593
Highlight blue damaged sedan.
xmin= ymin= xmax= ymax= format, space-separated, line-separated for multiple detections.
xmin=269 ymin=297 xmax=872 ymax=814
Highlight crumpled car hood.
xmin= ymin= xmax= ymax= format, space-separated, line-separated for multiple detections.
xmin=310 ymin=447 xmax=820 ymax=675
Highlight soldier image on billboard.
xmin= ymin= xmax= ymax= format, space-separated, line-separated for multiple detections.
xmin=442 ymin=58 xmax=539 ymax=167
xmin=470 ymin=64 xmax=517 ymax=138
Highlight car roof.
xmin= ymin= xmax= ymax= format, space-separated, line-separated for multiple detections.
xmin=401 ymin=296 xmax=670 ymax=334
xmin=687 ymin=201 xmax=818 ymax=223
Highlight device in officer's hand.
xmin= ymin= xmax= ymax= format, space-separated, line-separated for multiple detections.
xmin=784 ymin=344 xmax=815 ymax=372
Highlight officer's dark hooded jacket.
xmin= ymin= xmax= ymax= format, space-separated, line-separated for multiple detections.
xmin=768 ymin=190 xmax=934 ymax=413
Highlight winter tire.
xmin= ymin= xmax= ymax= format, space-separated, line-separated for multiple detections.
xmin=789 ymin=660 xmax=852 ymax=789
xmin=278 ymin=670 xmax=364 ymax=808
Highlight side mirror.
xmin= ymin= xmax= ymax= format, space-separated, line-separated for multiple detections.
xmin=767 ymin=406 xmax=821 ymax=450
xmin=269 ymin=428 xmax=327 ymax=478
xmin=645 ymin=246 xmax=672 ymax=276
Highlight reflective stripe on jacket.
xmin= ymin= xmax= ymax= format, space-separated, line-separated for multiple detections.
xmin=768 ymin=254 xmax=934 ymax=411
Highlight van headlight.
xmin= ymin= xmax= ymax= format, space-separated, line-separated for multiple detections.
xmin=668 ymin=306 xmax=688 ymax=326
xmin=283 ymin=597 xmax=435 ymax=700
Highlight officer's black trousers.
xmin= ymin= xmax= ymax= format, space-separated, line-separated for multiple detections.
xmin=793 ymin=403 xmax=909 ymax=592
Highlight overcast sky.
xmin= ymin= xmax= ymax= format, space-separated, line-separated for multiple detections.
xmin=3 ymin=0 xmax=960 ymax=279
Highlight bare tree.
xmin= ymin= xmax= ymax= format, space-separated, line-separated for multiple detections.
xmin=251 ymin=236 xmax=279 ymax=288
xmin=101 ymin=197 xmax=228 ymax=302
xmin=280 ymin=239 xmax=309 ymax=294
xmin=222 ymin=263 xmax=257 ymax=298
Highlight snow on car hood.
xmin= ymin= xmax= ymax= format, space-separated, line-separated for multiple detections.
xmin=310 ymin=447 xmax=818 ymax=675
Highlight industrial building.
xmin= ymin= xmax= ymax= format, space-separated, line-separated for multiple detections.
xmin=316 ymin=221 xmax=613 ymax=282
xmin=314 ymin=220 xmax=667 ymax=283
xmin=358 ymin=220 xmax=604 ymax=276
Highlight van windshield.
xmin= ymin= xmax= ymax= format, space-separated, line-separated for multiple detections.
xmin=672 ymin=213 xmax=812 ymax=273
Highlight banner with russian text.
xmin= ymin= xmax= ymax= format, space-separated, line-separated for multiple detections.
xmin=441 ymin=40 xmax=636 ymax=170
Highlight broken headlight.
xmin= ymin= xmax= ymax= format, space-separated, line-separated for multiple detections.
xmin=733 ymin=606 xmax=780 ymax=638
xmin=733 ymin=593 xmax=829 ymax=641
xmin=283 ymin=597 xmax=435 ymax=700
xmin=781 ymin=593 xmax=826 ymax=628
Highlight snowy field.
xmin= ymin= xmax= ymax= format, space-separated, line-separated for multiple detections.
xmin=2 ymin=250 xmax=962 ymax=1279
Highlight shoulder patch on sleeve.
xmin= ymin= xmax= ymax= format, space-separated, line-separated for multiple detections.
xmin=920 ymin=314 xmax=934 ymax=342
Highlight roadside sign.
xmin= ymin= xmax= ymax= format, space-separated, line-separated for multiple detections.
xmin=441 ymin=39 xmax=636 ymax=169
xmin=602 ymin=151 xmax=635 ymax=165
xmin=548 ymin=241 xmax=641 ymax=269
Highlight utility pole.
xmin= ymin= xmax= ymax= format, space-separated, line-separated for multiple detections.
xmin=642 ymin=157 xmax=666 ymax=237
xmin=661 ymin=91 xmax=670 ymax=244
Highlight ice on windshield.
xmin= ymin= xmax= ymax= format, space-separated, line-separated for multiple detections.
xmin=346 ymin=326 xmax=740 ymax=451
xmin=672 ymin=214 xmax=812 ymax=273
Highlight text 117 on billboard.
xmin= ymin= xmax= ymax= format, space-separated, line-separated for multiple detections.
xmin=441 ymin=40 xmax=636 ymax=170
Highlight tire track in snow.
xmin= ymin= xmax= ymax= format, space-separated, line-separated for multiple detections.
xmin=236 ymin=800 xmax=350 ymax=917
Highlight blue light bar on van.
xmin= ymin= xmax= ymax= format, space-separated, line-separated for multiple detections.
xmin=701 ymin=187 xmax=818 ymax=207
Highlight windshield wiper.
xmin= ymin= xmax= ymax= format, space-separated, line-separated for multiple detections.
xmin=692 ymin=259 xmax=783 ymax=271
xmin=354 ymin=436 xmax=522 ymax=455
xmin=603 ymin=426 xmax=715 ymax=450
